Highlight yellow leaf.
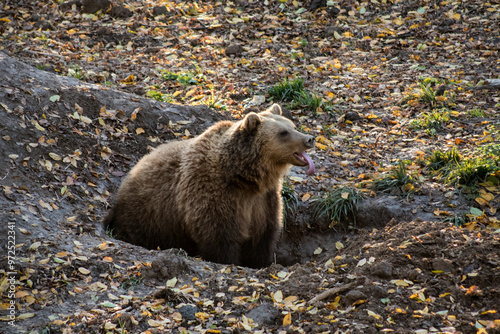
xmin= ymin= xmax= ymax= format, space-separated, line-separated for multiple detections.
xmin=136 ymin=127 xmax=145 ymax=135
xmin=80 ymin=115 xmax=92 ymax=124
xmin=49 ymin=153 xmax=62 ymax=161
xmin=56 ymin=252 xmax=67 ymax=257
xmin=195 ymin=312 xmax=210 ymax=321
xmin=123 ymin=74 xmax=134 ymax=83
xmin=393 ymin=18 xmax=403 ymax=25
xmin=185 ymin=87 xmax=198 ymax=97
xmin=0 ymin=18 xmax=11 ymax=23
xmin=302 ymin=193 xmax=311 ymax=202
xmin=17 ymin=313 xmax=35 ymax=320
xmin=273 ymin=290 xmax=283 ymax=303
xmin=402 ymin=183 xmax=414 ymax=192
xmin=78 ymin=267 xmax=91 ymax=275
xmin=15 ymin=291 xmax=30 ymax=298
xmin=283 ymin=312 xmax=292 ymax=326
xmin=452 ymin=13 xmax=460 ymax=20
xmin=341 ymin=192 xmax=349 ymax=199
xmin=104 ymin=322 xmax=116 ymax=330
xmin=32 ymin=120 xmax=45 ymax=132
xmin=367 ymin=310 xmax=381 ymax=319
xmin=98 ymin=242 xmax=109 ymax=250
xmin=171 ymin=312 xmax=182 ymax=321
xmin=173 ymin=90 xmax=183 ymax=97
xmin=475 ymin=197 xmax=489 ymax=207
xmin=391 ymin=279 xmax=410 ymax=287
xmin=283 ymin=295 xmax=298 ymax=306
xmin=480 ymin=191 xmax=495 ymax=202
xmin=25 ymin=295 xmax=36 ymax=304
xmin=315 ymin=142 xmax=327 ymax=150
xmin=103 ymin=256 xmax=113 ymax=263
xmin=29 ymin=241 xmax=41 ymax=250
xmin=335 ymin=241 xmax=344 ymax=250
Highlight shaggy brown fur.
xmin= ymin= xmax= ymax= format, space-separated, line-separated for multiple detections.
xmin=104 ymin=104 xmax=314 ymax=268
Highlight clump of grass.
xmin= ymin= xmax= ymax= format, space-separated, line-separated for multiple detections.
xmin=202 ymin=91 xmax=227 ymax=110
xmin=105 ymin=226 xmax=115 ymax=238
xmin=268 ymin=77 xmax=305 ymax=102
xmin=146 ymin=89 xmax=175 ymax=103
xmin=160 ymin=69 xmax=205 ymax=86
xmin=269 ymin=77 xmax=332 ymax=113
xmin=372 ymin=160 xmax=418 ymax=195
xmin=479 ymin=143 xmax=500 ymax=161
xmin=289 ymin=90 xmax=333 ymax=113
xmin=443 ymin=212 xmax=468 ymax=227
xmin=282 ymin=179 xmax=299 ymax=221
xmin=467 ymin=108 xmax=486 ymax=118
xmin=425 ymin=144 xmax=499 ymax=187
xmin=409 ymin=108 xmax=450 ymax=133
xmin=426 ymin=147 xmax=461 ymax=172
xmin=448 ymin=158 xmax=497 ymax=186
xmin=313 ymin=187 xmax=364 ymax=229
xmin=68 ymin=64 xmax=85 ymax=80
xmin=417 ymin=77 xmax=452 ymax=106
xmin=402 ymin=77 xmax=454 ymax=108
xmin=417 ymin=80 xmax=438 ymax=106
xmin=121 ymin=275 xmax=143 ymax=290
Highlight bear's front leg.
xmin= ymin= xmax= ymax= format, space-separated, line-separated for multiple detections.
xmin=198 ymin=235 xmax=241 ymax=265
xmin=188 ymin=211 xmax=243 ymax=265
xmin=240 ymin=219 xmax=280 ymax=268
xmin=240 ymin=189 xmax=282 ymax=268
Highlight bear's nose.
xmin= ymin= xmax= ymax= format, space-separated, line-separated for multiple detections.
xmin=304 ymin=135 xmax=315 ymax=148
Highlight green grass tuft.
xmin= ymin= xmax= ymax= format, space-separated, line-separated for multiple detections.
xmin=467 ymin=108 xmax=486 ymax=118
xmin=268 ymin=77 xmax=305 ymax=102
xmin=448 ymin=158 xmax=497 ymax=186
xmin=409 ymin=108 xmax=450 ymax=133
xmin=313 ymin=187 xmax=364 ymax=229
xmin=269 ymin=77 xmax=332 ymax=113
xmin=146 ymin=89 xmax=175 ymax=103
xmin=426 ymin=147 xmax=461 ymax=171
xmin=282 ymin=179 xmax=299 ymax=221
xmin=372 ymin=160 xmax=418 ymax=195
xmin=160 ymin=69 xmax=205 ymax=86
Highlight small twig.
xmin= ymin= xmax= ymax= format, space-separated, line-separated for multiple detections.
xmin=308 ymin=277 xmax=364 ymax=305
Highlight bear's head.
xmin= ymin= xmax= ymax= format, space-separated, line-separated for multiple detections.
xmin=241 ymin=104 xmax=315 ymax=175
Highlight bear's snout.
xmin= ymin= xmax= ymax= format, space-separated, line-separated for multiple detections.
xmin=304 ymin=135 xmax=315 ymax=148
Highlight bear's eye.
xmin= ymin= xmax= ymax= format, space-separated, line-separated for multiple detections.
xmin=279 ymin=130 xmax=289 ymax=137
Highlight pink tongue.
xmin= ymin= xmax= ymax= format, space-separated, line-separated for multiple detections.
xmin=298 ymin=152 xmax=315 ymax=175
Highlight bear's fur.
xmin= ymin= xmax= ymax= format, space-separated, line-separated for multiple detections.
xmin=103 ymin=104 xmax=315 ymax=268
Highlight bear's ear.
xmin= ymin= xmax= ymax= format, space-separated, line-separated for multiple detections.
xmin=267 ymin=104 xmax=282 ymax=116
xmin=242 ymin=112 xmax=261 ymax=132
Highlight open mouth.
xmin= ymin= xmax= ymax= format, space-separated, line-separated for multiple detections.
xmin=294 ymin=152 xmax=316 ymax=175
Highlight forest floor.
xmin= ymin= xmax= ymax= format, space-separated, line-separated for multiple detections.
xmin=0 ymin=0 xmax=499 ymax=333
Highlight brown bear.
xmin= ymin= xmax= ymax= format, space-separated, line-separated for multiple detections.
xmin=103 ymin=104 xmax=315 ymax=268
